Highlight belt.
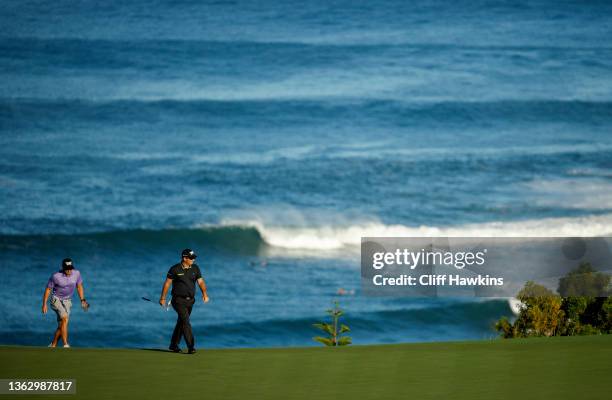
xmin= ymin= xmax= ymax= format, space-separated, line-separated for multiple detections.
xmin=173 ymin=295 xmax=193 ymax=300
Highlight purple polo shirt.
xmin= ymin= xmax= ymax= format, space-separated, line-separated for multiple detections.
xmin=47 ymin=270 xmax=83 ymax=300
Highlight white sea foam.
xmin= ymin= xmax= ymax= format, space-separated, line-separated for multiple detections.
xmin=219 ymin=213 xmax=612 ymax=252
xmin=567 ymin=167 xmax=612 ymax=178
xmin=523 ymin=178 xmax=612 ymax=210
xmin=111 ymin=142 xmax=612 ymax=167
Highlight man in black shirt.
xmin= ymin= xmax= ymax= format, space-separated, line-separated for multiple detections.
xmin=160 ymin=248 xmax=209 ymax=354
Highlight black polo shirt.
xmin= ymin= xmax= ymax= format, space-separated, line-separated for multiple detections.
xmin=167 ymin=263 xmax=202 ymax=298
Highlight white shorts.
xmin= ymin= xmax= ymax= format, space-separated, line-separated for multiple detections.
xmin=50 ymin=296 xmax=72 ymax=322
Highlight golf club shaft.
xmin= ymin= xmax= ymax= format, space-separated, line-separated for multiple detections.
xmin=142 ymin=296 xmax=170 ymax=310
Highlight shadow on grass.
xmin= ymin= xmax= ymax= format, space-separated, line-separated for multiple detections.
xmin=141 ymin=348 xmax=176 ymax=353
xmin=140 ymin=348 xmax=195 ymax=355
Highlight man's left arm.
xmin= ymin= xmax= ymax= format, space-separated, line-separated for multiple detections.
xmin=76 ymin=273 xmax=89 ymax=310
xmin=197 ymin=278 xmax=209 ymax=303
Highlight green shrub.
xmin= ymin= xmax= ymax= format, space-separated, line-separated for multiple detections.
xmin=313 ymin=301 xmax=352 ymax=347
xmin=496 ymin=262 xmax=611 ymax=339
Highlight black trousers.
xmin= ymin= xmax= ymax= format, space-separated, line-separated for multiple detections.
xmin=170 ymin=296 xmax=196 ymax=349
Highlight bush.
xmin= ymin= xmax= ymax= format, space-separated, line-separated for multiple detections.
xmin=496 ymin=263 xmax=611 ymax=339
xmin=494 ymin=317 xmax=516 ymax=339
xmin=313 ymin=301 xmax=352 ymax=347
xmin=559 ymin=297 xmax=588 ymax=336
xmin=577 ymin=324 xmax=601 ymax=336
xmin=513 ymin=282 xmax=563 ymax=337
xmin=558 ymin=262 xmax=610 ymax=297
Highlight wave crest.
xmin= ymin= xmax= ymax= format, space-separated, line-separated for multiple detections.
xmin=2 ymin=214 xmax=611 ymax=257
xmin=221 ymin=213 xmax=612 ymax=253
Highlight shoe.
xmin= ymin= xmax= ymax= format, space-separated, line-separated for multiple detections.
xmin=169 ymin=345 xmax=181 ymax=353
xmin=187 ymin=348 xmax=196 ymax=354
xmin=63 ymin=344 xmax=70 ymax=348
xmin=48 ymin=343 xmax=56 ymax=348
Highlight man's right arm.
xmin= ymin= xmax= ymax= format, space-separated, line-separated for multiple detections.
xmin=159 ymin=278 xmax=172 ymax=307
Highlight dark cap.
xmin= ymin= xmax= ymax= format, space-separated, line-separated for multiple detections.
xmin=181 ymin=249 xmax=197 ymax=259
xmin=62 ymin=258 xmax=75 ymax=270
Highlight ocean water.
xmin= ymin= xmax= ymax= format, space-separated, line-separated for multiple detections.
xmin=1 ymin=0 xmax=612 ymax=349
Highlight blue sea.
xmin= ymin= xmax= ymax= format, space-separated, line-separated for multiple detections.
xmin=1 ymin=0 xmax=612 ymax=349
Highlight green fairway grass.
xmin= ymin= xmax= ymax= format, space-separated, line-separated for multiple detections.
xmin=1 ymin=335 xmax=611 ymax=399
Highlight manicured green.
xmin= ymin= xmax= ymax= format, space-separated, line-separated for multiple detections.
xmin=1 ymin=335 xmax=611 ymax=399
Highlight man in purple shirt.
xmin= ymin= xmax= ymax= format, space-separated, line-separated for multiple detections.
xmin=42 ymin=258 xmax=89 ymax=348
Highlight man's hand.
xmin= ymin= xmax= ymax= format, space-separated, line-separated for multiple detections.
xmin=159 ymin=298 xmax=166 ymax=307
xmin=42 ymin=304 xmax=47 ymax=314
xmin=203 ymin=293 xmax=209 ymax=303
xmin=81 ymin=299 xmax=90 ymax=311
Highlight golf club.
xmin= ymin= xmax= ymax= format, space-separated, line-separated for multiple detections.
xmin=142 ymin=296 xmax=171 ymax=311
